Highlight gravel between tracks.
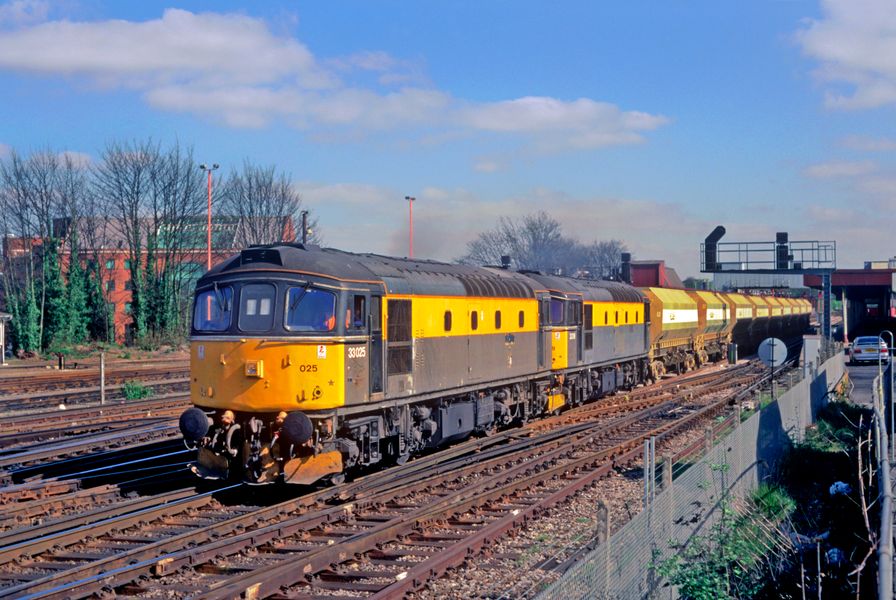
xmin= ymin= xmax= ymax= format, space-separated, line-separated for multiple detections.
xmin=408 ymin=424 xmax=710 ymax=600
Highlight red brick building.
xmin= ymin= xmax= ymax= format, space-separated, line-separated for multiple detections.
xmin=2 ymin=216 xmax=296 ymax=343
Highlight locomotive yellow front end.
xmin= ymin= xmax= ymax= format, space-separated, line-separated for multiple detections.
xmin=179 ymin=245 xmax=378 ymax=486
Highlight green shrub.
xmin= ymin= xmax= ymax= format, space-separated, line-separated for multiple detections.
xmin=121 ymin=381 xmax=152 ymax=400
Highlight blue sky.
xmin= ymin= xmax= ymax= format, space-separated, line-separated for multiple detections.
xmin=1 ymin=0 xmax=894 ymax=276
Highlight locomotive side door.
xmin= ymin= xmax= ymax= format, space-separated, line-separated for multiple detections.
xmin=574 ymin=300 xmax=584 ymax=364
xmin=537 ymin=297 xmax=548 ymax=369
xmin=369 ymin=295 xmax=384 ymax=396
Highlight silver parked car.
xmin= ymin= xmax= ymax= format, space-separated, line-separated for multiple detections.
xmin=849 ymin=336 xmax=890 ymax=364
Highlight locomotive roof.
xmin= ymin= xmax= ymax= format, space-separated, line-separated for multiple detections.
xmin=199 ymin=244 xmax=539 ymax=298
xmin=522 ymin=272 xmax=646 ymax=303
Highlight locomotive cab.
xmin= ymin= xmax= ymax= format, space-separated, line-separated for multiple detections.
xmin=182 ymin=247 xmax=384 ymax=485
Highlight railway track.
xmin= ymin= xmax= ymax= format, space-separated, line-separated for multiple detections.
xmin=0 ymin=393 xmax=190 ymax=448
xmin=0 ymin=362 xmax=762 ymax=599
xmin=0 ymin=360 xmax=188 ymax=394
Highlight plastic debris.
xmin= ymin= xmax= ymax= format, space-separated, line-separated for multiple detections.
xmin=829 ymin=481 xmax=852 ymax=496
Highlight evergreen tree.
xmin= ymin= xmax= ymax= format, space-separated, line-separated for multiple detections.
xmin=85 ymin=261 xmax=113 ymax=343
xmin=42 ymin=239 xmax=69 ymax=349
xmin=66 ymin=233 xmax=89 ymax=345
xmin=21 ymin=282 xmax=40 ymax=352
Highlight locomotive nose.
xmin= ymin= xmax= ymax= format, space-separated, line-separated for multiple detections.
xmin=179 ymin=407 xmax=211 ymax=441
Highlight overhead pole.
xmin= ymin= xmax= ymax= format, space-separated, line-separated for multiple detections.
xmin=199 ymin=163 xmax=220 ymax=270
xmin=404 ymin=196 xmax=416 ymax=258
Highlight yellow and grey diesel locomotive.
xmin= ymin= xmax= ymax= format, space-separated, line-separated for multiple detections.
xmin=179 ymin=243 xmax=650 ymax=485
xmin=179 ymin=244 xmax=812 ymax=485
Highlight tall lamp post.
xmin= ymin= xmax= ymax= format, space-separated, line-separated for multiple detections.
xmin=880 ymin=330 xmax=894 ymax=460
xmin=199 ymin=163 xmax=220 ymax=270
xmin=404 ymin=195 xmax=415 ymax=258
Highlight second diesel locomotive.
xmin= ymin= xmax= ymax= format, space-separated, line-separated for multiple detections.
xmin=178 ymin=244 xmax=811 ymax=485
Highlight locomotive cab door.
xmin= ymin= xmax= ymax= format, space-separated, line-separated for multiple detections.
xmin=369 ymin=295 xmax=384 ymax=396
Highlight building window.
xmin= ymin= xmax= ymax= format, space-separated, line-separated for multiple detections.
xmin=106 ymin=280 xmax=115 ymax=292
xmin=124 ymin=280 xmax=134 ymax=291
xmin=519 ymin=310 xmax=525 ymax=328
xmin=444 ymin=310 xmax=452 ymax=332
xmin=124 ymin=302 xmax=132 ymax=315
xmin=124 ymin=259 xmax=132 ymax=270
xmin=584 ymin=305 xmax=593 ymax=350
xmin=105 ymin=259 xmax=115 ymax=270
xmin=495 ymin=310 xmax=501 ymax=330
xmin=387 ymin=299 xmax=412 ymax=374
xmin=471 ymin=310 xmax=479 ymax=331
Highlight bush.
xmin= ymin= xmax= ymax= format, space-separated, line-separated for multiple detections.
xmin=121 ymin=381 xmax=152 ymax=400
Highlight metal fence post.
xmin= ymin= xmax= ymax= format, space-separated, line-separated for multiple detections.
xmin=100 ymin=352 xmax=106 ymax=405
xmin=649 ymin=436 xmax=657 ymax=502
xmin=595 ymin=500 xmax=609 ymax=544
xmin=643 ymin=439 xmax=651 ymax=510
xmin=704 ymin=426 xmax=714 ymax=455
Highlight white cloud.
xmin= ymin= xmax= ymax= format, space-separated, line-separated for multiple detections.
xmin=796 ymin=0 xmax=896 ymax=109
xmin=0 ymin=8 xmax=668 ymax=152
xmin=840 ymin=135 xmax=896 ymax=152
xmin=473 ymin=159 xmax=501 ymax=173
xmin=462 ymin=97 xmax=668 ymax=150
xmin=0 ymin=0 xmax=47 ymax=28
xmin=803 ymin=160 xmax=877 ymax=178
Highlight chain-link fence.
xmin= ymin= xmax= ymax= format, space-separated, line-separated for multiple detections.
xmin=538 ymin=350 xmax=846 ymax=600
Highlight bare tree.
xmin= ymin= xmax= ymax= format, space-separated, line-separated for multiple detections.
xmin=459 ymin=211 xmax=627 ymax=277
xmin=220 ymin=160 xmax=319 ymax=248
xmin=92 ymin=139 xmax=208 ymax=344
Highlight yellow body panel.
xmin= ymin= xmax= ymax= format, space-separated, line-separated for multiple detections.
xmin=384 ymin=295 xmax=538 ymax=339
xmin=589 ymin=301 xmax=644 ymax=327
xmin=551 ymin=329 xmax=569 ymax=369
xmin=191 ymin=339 xmax=344 ymax=412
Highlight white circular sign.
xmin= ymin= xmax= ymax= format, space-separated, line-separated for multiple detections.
xmin=758 ymin=337 xmax=787 ymax=368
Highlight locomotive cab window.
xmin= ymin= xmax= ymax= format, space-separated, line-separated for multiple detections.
xmin=519 ymin=310 xmax=525 ymax=328
xmin=471 ymin=310 xmax=479 ymax=331
xmin=550 ymin=298 xmax=564 ymax=326
xmin=495 ymin=310 xmax=502 ymax=330
xmin=349 ymin=295 xmax=366 ymax=331
xmin=444 ymin=310 xmax=452 ymax=332
xmin=239 ymin=283 xmax=276 ymax=332
xmin=193 ymin=285 xmax=233 ymax=332
xmin=284 ymin=287 xmax=337 ymax=332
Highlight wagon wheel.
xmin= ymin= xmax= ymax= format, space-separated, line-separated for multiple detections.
xmin=697 ymin=349 xmax=709 ymax=365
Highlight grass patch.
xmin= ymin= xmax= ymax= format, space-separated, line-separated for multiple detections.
xmin=121 ymin=381 xmax=152 ymax=400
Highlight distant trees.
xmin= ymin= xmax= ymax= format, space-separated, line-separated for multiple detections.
xmin=459 ymin=211 xmax=627 ymax=279
xmin=220 ymin=161 xmax=320 ymax=247
xmin=0 ymin=149 xmax=90 ymax=353
xmin=0 ymin=140 xmax=316 ymax=354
